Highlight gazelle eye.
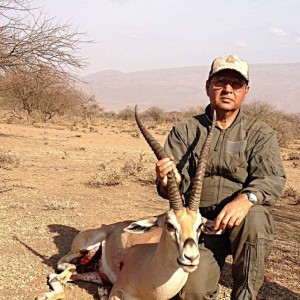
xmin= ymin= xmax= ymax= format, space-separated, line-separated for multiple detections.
xmin=166 ymin=223 xmax=176 ymax=232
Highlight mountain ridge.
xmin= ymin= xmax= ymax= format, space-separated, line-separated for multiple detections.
xmin=81 ymin=63 xmax=300 ymax=112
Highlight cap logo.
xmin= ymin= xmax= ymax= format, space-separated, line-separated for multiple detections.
xmin=226 ymin=55 xmax=237 ymax=64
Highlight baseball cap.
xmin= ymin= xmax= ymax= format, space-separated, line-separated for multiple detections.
xmin=208 ymin=54 xmax=249 ymax=82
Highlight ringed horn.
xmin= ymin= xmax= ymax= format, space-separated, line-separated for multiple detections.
xmin=135 ymin=105 xmax=216 ymax=211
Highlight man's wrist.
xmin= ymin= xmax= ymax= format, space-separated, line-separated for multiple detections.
xmin=243 ymin=192 xmax=258 ymax=204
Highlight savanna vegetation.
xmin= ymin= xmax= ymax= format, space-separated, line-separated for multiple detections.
xmin=0 ymin=2 xmax=298 ymax=145
xmin=0 ymin=0 xmax=101 ymax=124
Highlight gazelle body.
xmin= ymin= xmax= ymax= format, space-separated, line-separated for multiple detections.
xmin=36 ymin=106 xmax=216 ymax=300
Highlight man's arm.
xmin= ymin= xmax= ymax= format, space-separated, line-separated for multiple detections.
xmin=156 ymin=125 xmax=190 ymax=199
xmin=240 ymin=130 xmax=286 ymax=205
xmin=214 ymin=129 xmax=286 ymax=231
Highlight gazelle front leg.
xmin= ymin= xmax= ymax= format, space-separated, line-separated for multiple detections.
xmin=35 ymin=263 xmax=76 ymax=300
xmin=55 ymin=263 xmax=77 ymax=285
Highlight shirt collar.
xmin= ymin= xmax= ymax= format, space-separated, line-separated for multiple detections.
xmin=204 ymin=104 xmax=242 ymax=129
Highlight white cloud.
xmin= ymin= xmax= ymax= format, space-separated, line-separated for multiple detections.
xmin=269 ymin=27 xmax=286 ymax=36
xmin=235 ymin=41 xmax=248 ymax=48
xmin=295 ymin=37 xmax=300 ymax=44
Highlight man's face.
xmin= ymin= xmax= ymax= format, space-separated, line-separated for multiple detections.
xmin=206 ymin=69 xmax=249 ymax=112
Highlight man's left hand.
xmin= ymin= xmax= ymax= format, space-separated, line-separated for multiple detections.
xmin=214 ymin=194 xmax=253 ymax=231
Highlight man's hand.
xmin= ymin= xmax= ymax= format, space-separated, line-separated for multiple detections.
xmin=214 ymin=194 xmax=253 ymax=231
xmin=156 ymin=156 xmax=181 ymax=187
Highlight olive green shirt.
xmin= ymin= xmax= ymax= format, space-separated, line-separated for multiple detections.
xmin=158 ymin=105 xmax=286 ymax=208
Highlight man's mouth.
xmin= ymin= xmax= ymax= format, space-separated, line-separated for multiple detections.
xmin=220 ymin=97 xmax=233 ymax=102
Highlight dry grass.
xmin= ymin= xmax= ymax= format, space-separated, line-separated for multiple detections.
xmin=283 ymin=186 xmax=299 ymax=199
xmin=0 ymin=150 xmax=20 ymax=169
xmin=285 ymin=152 xmax=300 ymax=161
xmin=44 ymin=197 xmax=79 ymax=211
xmin=86 ymin=169 xmax=122 ymax=187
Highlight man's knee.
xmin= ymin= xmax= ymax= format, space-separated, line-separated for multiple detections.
xmin=246 ymin=205 xmax=274 ymax=229
xmin=231 ymin=205 xmax=274 ymax=245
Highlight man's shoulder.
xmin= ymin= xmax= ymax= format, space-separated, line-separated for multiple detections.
xmin=174 ymin=113 xmax=208 ymax=132
xmin=241 ymin=113 xmax=274 ymax=136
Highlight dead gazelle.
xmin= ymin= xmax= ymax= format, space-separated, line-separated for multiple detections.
xmin=36 ymin=106 xmax=216 ymax=300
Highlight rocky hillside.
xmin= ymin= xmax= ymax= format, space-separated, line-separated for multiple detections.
xmin=81 ymin=63 xmax=300 ymax=112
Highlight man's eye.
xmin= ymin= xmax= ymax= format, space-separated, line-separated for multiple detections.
xmin=232 ymin=80 xmax=243 ymax=89
xmin=214 ymin=78 xmax=226 ymax=87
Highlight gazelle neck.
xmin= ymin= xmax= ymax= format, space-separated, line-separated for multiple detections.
xmin=138 ymin=230 xmax=188 ymax=299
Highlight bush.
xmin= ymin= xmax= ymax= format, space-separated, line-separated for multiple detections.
xmin=283 ymin=186 xmax=299 ymax=200
xmin=243 ymin=101 xmax=300 ymax=146
xmin=121 ymin=152 xmax=145 ymax=176
xmin=0 ymin=151 xmax=20 ymax=169
xmin=163 ymin=111 xmax=185 ymax=123
xmin=144 ymin=106 xmax=166 ymax=124
xmin=117 ymin=106 xmax=135 ymax=121
xmin=182 ymin=106 xmax=205 ymax=119
xmin=121 ymin=152 xmax=156 ymax=185
xmin=86 ymin=169 xmax=121 ymax=187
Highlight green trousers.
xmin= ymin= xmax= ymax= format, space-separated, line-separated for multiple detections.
xmin=175 ymin=205 xmax=275 ymax=300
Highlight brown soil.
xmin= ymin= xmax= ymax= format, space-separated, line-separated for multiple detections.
xmin=0 ymin=118 xmax=299 ymax=300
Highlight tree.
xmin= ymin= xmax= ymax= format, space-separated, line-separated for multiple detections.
xmin=243 ymin=101 xmax=276 ymax=119
xmin=144 ymin=106 xmax=165 ymax=124
xmin=79 ymin=94 xmax=103 ymax=122
xmin=117 ymin=106 xmax=135 ymax=121
xmin=0 ymin=67 xmax=98 ymax=123
xmin=0 ymin=0 xmax=87 ymax=77
xmin=243 ymin=101 xmax=299 ymax=146
xmin=0 ymin=0 xmax=95 ymax=123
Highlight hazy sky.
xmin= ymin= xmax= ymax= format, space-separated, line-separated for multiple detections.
xmin=33 ymin=0 xmax=300 ymax=76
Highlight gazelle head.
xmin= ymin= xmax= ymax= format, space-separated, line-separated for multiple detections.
xmin=125 ymin=106 xmax=216 ymax=272
xmin=164 ymin=207 xmax=202 ymax=272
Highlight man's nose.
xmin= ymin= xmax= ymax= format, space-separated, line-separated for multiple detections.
xmin=223 ymin=83 xmax=233 ymax=93
xmin=223 ymin=82 xmax=233 ymax=93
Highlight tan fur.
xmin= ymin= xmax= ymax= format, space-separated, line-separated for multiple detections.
xmin=101 ymin=209 xmax=201 ymax=299
xmin=36 ymin=209 xmax=203 ymax=300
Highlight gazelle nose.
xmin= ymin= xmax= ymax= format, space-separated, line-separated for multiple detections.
xmin=183 ymin=238 xmax=199 ymax=262
xmin=184 ymin=253 xmax=200 ymax=262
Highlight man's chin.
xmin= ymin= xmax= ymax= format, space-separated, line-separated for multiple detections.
xmin=216 ymin=104 xmax=236 ymax=111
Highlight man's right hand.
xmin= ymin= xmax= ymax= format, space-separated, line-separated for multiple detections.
xmin=156 ymin=156 xmax=181 ymax=187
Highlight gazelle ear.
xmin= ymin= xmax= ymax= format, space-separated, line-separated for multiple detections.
xmin=124 ymin=214 xmax=166 ymax=234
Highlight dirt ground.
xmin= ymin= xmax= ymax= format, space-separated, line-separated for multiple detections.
xmin=0 ymin=116 xmax=299 ymax=300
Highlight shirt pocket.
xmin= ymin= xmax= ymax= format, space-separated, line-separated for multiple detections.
xmin=223 ymin=140 xmax=248 ymax=183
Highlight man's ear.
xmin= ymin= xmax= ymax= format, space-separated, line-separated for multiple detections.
xmin=245 ymin=85 xmax=250 ymax=96
xmin=124 ymin=214 xmax=166 ymax=234
xmin=241 ymin=85 xmax=250 ymax=102
xmin=205 ymin=80 xmax=210 ymax=96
